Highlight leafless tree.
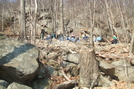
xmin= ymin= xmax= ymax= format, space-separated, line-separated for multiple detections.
xmin=31 ymin=0 xmax=37 ymax=43
xmin=129 ymin=0 xmax=134 ymax=55
xmin=2 ymin=3 xmax=4 ymax=32
xmin=20 ymin=0 xmax=26 ymax=40
xmin=79 ymin=1 xmax=99 ymax=89
xmin=60 ymin=0 xmax=65 ymax=39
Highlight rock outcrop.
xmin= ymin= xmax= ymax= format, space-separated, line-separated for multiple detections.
xmin=0 ymin=36 xmax=39 ymax=84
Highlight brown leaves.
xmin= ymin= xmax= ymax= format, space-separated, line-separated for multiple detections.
xmin=94 ymin=80 xmax=134 ymax=89
xmin=96 ymin=44 xmax=129 ymax=62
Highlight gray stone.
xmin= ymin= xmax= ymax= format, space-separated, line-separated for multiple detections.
xmin=0 ymin=38 xmax=39 ymax=84
xmin=65 ymin=54 xmax=79 ymax=64
xmin=0 ymin=80 xmax=9 ymax=88
xmin=37 ymin=63 xmax=48 ymax=79
xmin=99 ymin=61 xmax=115 ymax=77
xmin=99 ymin=60 xmax=134 ymax=83
xmin=114 ymin=66 xmax=134 ymax=83
xmin=7 ymin=82 xmax=32 ymax=89
xmin=47 ymin=65 xmax=58 ymax=76
xmin=107 ymin=59 xmax=134 ymax=83
xmin=111 ymin=59 xmax=131 ymax=67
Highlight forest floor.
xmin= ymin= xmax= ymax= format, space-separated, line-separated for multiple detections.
xmin=1 ymin=30 xmax=134 ymax=89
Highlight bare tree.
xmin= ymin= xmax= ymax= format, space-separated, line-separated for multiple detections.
xmin=2 ymin=3 xmax=4 ymax=32
xmin=31 ymin=0 xmax=37 ymax=43
xmin=129 ymin=0 xmax=134 ymax=55
xmin=20 ymin=0 xmax=26 ymax=40
xmin=54 ymin=0 xmax=57 ymax=33
xmin=129 ymin=24 xmax=134 ymax=55
xmin=60 ymin=0 xmax=65 ymax=39
xmin=79 ymin=1 xmax=99 ymax=88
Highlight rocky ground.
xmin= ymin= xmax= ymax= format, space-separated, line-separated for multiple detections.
xmin=1 ymin=31 xmax=134 ymax=89
xmin=32 ymin=38 xmax=134 ymax=89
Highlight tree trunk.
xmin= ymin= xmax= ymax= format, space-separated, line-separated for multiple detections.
xmin=2 ymin=4 xmax=4 ymax=32
xmin=54 ymin=0 xmax=57 ymax=33
xmin=20 ymin=0 xmax=26 ymax=40
xmin=13 ymin=14 xmax=15 ymax=31
xmin=104 ymin=0 xmax=120 ymax=41
xmin=90 ymin=0 xmax=96 ymax=47
xmin=128 ymin=1 xmax=134 ymax=55
xmin=79 ymin=47 xmax=99 ymax=89
xmin=60 ymin=0 xmax=65 ymax=40
xmin=129 ymin=20 xmax=134 ymax=55
xmin=30 ymin=0 xmax=37 ymax=43
xmin=33 ymin=0 xmax=37 ymax=42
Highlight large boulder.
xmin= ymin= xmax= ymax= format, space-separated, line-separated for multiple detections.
xmin=99 ymin=59 xmax=134 ymax=83
xmin=99 ymin=60 xmax=115 ymax=77
xmin=111 ymin=59 xmax=134 ymax=82
xmin=0 ymin=37 xmax=39 ymax=84
xmin=7 ymin=82 xmax=32 ymax=89
xmin=111 ymin=59 xmax=131 ymax=67
xmin=64 ymin=54 xmax=79 ymax=64
xmin=112 ymin=60 xmax=134 ymax=83
xmin=114 ymin=66 xmax=134 ymax=83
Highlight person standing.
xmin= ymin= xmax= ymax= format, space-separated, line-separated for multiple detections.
xmin=112 ymin=34 xmax=117 ymax=44
xmin=40 ymin=29 xmax=45 ymax=40
xmin=70 ymin=33 xmax=75 ymax=41
xmin=59 ymin=32 xmax=64 ymax=41
xmin=75 ymin=35 xmax=80 ymax=42
xmin=83 ymin=34 xmax=89 ymax=41
xmin=93 ymin=35 xmax=97 ymax=42
xmin=51 ymin=32 xmax=56 ymax=39
xmin=96 ymin=35 xmax=102 ymax=42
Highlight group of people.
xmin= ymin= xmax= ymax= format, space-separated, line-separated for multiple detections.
xmin=40 ymin=29 xmax=118 ymax=44
xmin=40 ymin=29 xmax=56 ymax=40
xmin=55 ymin=32 xmax=80 ymax=42
xmin=40 ymin=29 xmax=80 ymax=42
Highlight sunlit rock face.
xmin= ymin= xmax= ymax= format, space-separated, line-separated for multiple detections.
xmin=0 ymin=35 xmax=39 ymax=84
